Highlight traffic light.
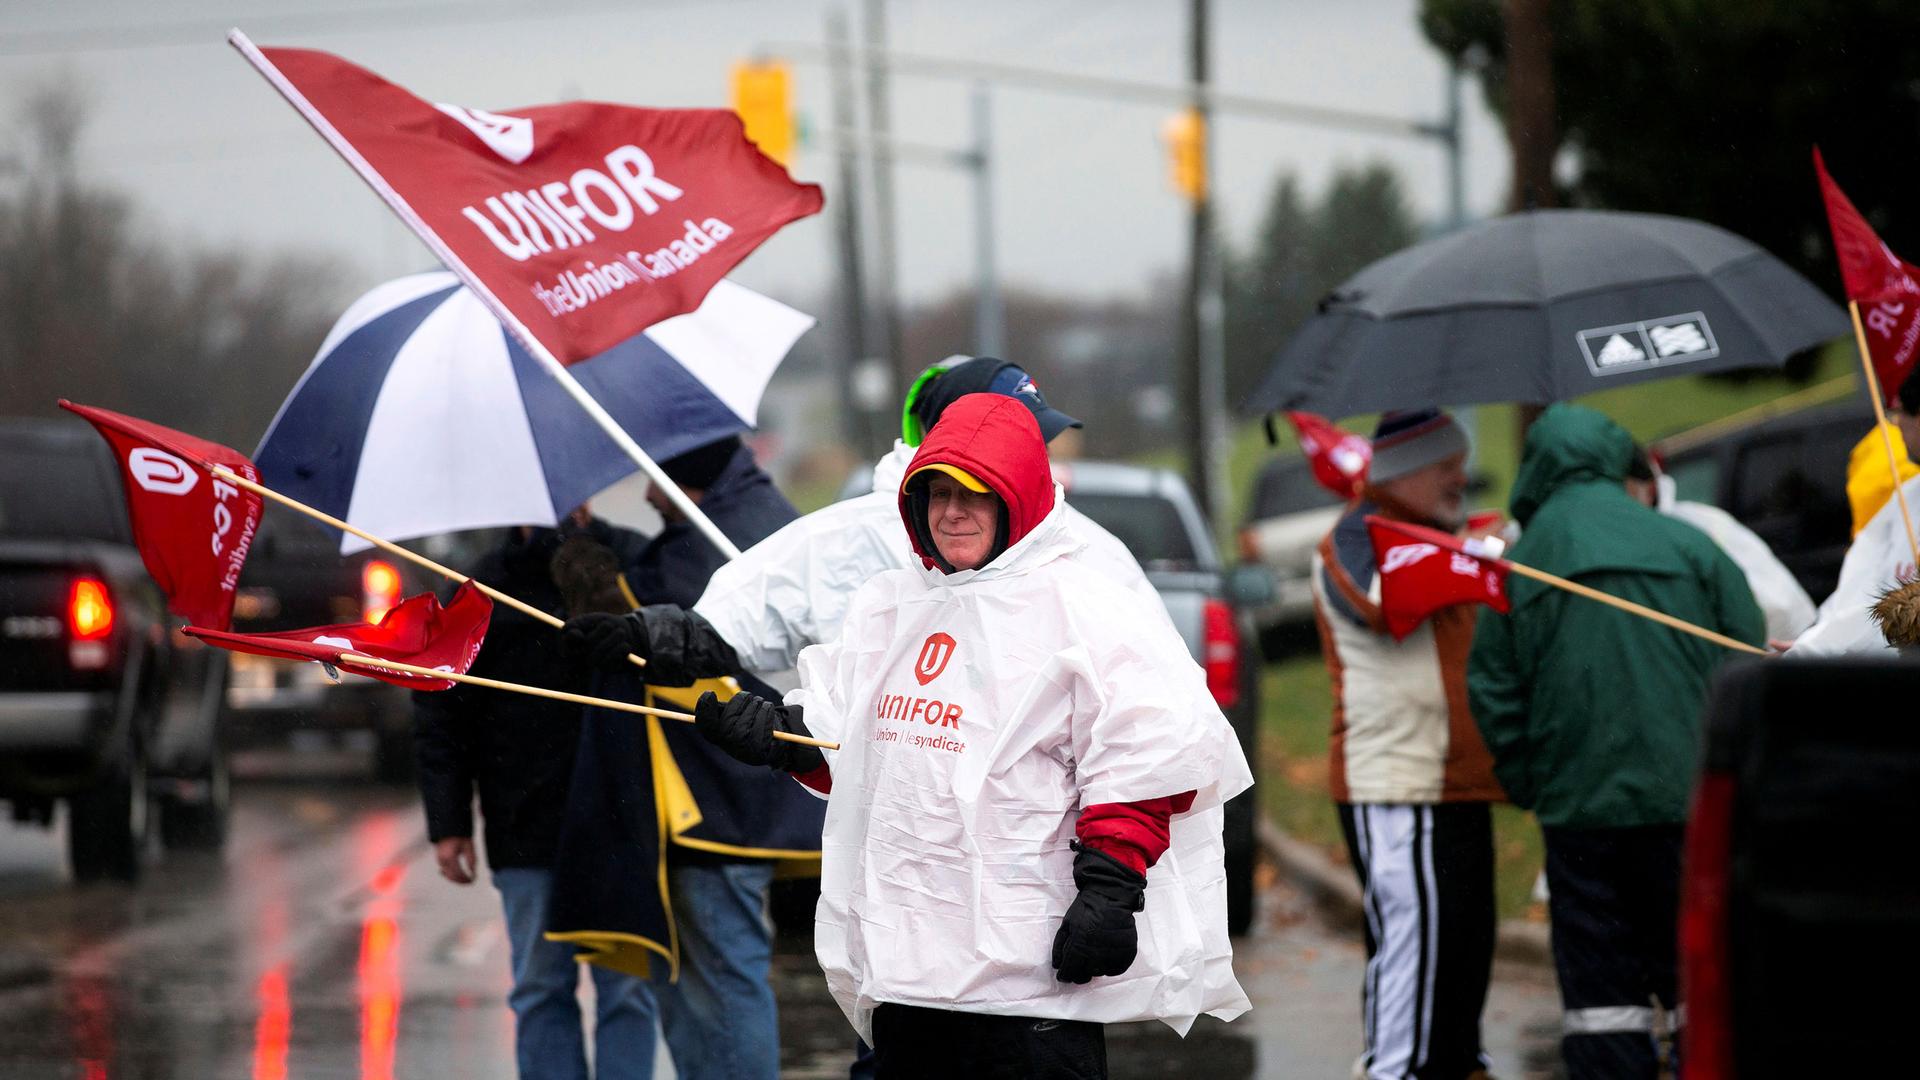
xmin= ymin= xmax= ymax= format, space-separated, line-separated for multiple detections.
xmin=731 ymin=61 xmax=795 ymax=168
xmin=1162 ymin=108 xmax=1207 ymax=202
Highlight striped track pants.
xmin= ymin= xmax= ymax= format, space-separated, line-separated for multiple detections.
xmin=1337 ymin=802 xmax=1496 ymax=1080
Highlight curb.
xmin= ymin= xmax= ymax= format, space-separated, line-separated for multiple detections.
xmin=1257 ymin=816 xmax=1553 ymax=968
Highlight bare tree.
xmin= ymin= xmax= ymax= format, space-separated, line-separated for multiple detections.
xmin=0 ymin=83 xmax=345 ymax=449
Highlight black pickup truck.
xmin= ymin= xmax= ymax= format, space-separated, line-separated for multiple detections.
xmin=0 ymin=417 xmax=231 ymax=880
xmin=1682 ymin=657 xmax=1920 ymax=1076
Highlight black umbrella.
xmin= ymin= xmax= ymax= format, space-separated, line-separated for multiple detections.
xmin=1245 ymin=209 xmax=1848 ymax=419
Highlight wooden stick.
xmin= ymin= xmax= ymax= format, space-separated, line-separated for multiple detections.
xmin=1503 ymin=562 xmax=1769 ymax=656
xmin=1651 ymin=374 xmax=1856 ymax=457
xmin=1848 ymin=301 xmax=1920 ymax=568
xmin=340 ymin=654 xmax=839 ymax=749
xmin=210 ymin=465 xmax=646 ymax=669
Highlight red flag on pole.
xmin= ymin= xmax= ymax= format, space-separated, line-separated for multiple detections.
xmin=1286 ymin=411 xmax=1371 ymax=499
xmin=1813 ymin=148 xmax=1920 ymax=404
xmin=1365 ymin=515 xmax=1511 ymax=641
xmin=60 ymin=401 xmax=263 ymax=631
xmin=232 ymin=37 xmax=823 ymax=367
xmin=183 ymin=583 xmax=492 ymax=691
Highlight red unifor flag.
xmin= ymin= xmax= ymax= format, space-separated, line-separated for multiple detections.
xmin=1287 ymin=411 xmax=1371 ymax=499
xmin=231 ymin=34 xmax=824 ymax=366
xmin=1813 ymin=148 xmax=1920 ymax=404
xmin=60 ymin=401 xmax=263 ymax=631
xmin=1365 ymin=515 xmax=1511 ymax=641
xmin=183 ymin=583 xmax=492 ymax=691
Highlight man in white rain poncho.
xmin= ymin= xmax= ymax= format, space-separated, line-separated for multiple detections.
xmin=558 ymin=356 xmax=1163 ymax=687
xmin=686 ymin=393 xmax=1252 ymax=1078
xmin=1789 ymin=470 xmax=1920 ymax=657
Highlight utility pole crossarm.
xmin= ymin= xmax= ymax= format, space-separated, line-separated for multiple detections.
xmin=761 ymin=41 xmax=1444 ymax=142
xmin=813 ymin=129 xmax=980 ymax=169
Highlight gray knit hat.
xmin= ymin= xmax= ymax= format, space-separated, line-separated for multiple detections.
xmin=1368 ymin=409 xmax=1469 ymax=484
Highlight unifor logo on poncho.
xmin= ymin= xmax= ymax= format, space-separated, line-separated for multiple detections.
xmin=913 ymin=632 xmax=956 ymax=686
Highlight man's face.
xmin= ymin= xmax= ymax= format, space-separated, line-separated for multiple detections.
xmin=1375 ymin=452 xmax=1469 ymax=530
xmin=925 ymin=475 xmax=1001 ymax=571
xmin=646 ymin=483 xmax=703 ymax=524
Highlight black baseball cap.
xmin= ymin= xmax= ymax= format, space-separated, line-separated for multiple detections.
xmin=903 ymin=356 xmax=1082 ymax=445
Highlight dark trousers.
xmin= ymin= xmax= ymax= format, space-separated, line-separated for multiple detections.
xmin=870 ymin=1003 xmax=1106 ymax=1080
xmin=1542 ymin=824 xmax=1685 ymax=1080
xmin=1337 ymin=802 xmax=1496 ymax=1080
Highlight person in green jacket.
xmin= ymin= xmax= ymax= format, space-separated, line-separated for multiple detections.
xmin=1467 ymin=403 xmax=1764 ymax=1080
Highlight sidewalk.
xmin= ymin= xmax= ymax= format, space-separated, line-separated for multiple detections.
xmin=1257 ymin=816 xmax=1554 ymax=968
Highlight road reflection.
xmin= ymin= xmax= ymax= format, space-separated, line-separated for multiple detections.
xmin=252 ymin=964 xmax=290 ymax=1080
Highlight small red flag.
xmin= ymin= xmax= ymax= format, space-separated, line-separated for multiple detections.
xmin=183 ymin=583 xmax=492 ymax=691
xmin=1813 ymin=148 xmax=1920 ymax=404
xmin=59 ymin=401 xmax=263 ymax=631
xmin=1366 ymin=515 xmax=1511 ymax=641
xmin=1287 ymin=411 xmax=1371 ymax=499
xmin=235 ymin=38 xmax=823 ymax=366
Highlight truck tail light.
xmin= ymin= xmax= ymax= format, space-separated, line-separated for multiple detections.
xmin=362 ymin=560 xmax=402 ymax=625
xmin=1203 ymin=598 xmax=1241 ymax=709
xmin=1680 ymin=771 xmax=1737 ymax=1078
xmin=69 ymin=578 xmax=114 ymax=640
xmin=68 ymin=577 xmax=113 ymax=670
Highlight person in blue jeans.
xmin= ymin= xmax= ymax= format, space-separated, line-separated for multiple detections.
xmin=414 ymin=516 xmax=657 ymax=1080
xmin=651 ymin=860 xmax=779 ymax=1077
xmin=495 ymin=867 xmax=658 ymax=1080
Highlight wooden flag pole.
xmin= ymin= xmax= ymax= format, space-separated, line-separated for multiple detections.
xmin=1848 ymin=300 xmax=1920 ymax=568
xmin=1503 ymin=561 xmax=1769 ymax=656
xmin=210 ymin=465 xmax=647 ymax=670
xmin=340 ymin=653 xmax=839 ymax=750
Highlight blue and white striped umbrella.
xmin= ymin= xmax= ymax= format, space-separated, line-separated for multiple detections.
xmin=256 ymin=271 xmax=813 ymax=553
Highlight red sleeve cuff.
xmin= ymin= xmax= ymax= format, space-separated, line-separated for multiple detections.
xmin=1075 ymin=790 xmax=1198 ymax=876
xmin=792 ymin=762 xmax=833 ymax=795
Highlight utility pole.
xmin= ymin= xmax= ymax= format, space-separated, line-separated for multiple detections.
xmin=826 ymin=7 xmax=875 ymax=454
xmin=1504 ymin=0 xmax=1556 ymax=440
xmin=970 ymin=81 xmax=1003 ymax=357
xmin=862 ymin=0 xmax=908 ymax=400
xmin=1180 ymin=0 xmax=1223 ymax=528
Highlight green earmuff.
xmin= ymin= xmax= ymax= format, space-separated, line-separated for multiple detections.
xmin=899 ymin=363 xmax=952 ymax=447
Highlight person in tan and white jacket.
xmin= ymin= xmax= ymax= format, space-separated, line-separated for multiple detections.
xmin=1308 ymin=408 xmax=1504 ymax=1080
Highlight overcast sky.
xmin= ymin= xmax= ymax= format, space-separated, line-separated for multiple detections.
xmin=2 ymin=0 xmax=1510 ymax=309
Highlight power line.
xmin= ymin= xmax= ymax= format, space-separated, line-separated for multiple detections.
xmin=0 ymin=0 xmax=750 ymax=58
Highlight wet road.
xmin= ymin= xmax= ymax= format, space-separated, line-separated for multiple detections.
xmin=0 ymin=774 xmax=1561 ymax=1078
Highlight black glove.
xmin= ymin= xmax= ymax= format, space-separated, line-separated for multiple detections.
xmin=693 ymin=690 xmax=824 ymax=774
xmin=560 ymin=612 xmax=647 ymax=670
xmin=1050 ymin=843 xmax=1147 ymax=984
xmin=637 ymin=606 xmax=742 ymax=687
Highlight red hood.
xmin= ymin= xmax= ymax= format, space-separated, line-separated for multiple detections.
xmin=899 ymin=393 xmax=1057 ymax=571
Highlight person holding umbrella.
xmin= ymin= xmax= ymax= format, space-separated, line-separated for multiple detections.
xmin=1467 ymin=403 xmax=1764 ymax=1079
xmin=1308 ymin=407 xmax=1506 ymax=1080
xmin=545 ymin=435 xmax=821 ymax=1080
xmin=412 ymin=506 xmax=657 ymax=1080
xmin=682 ymin=393 xmax=1250 ymax=1077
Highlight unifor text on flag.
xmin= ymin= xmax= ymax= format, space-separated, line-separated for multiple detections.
xmin=1814 ymin=148 xmax=1920 ymax=404
xmin=234 ymin=37 xmax=824 ymax=366
xmin=1365 ymin=515 xmax=1511 ymax=641
xmin=59 ymin=401 xmax=262 ymax=631
xmin=184 ymin=583 xmax=492 ymax=691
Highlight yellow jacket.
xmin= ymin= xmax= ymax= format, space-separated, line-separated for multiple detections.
xmin=1847 ymin=423 xmax=1920 ymax=536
